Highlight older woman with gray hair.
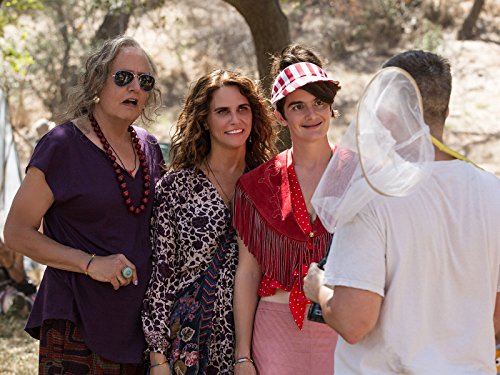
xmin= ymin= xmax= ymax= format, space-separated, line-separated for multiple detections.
xmin=3 ymin=35 xmax=164 ymax=374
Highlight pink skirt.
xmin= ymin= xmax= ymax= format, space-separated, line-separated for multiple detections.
xmin=252 ymin=300 xmax=337 ymax=375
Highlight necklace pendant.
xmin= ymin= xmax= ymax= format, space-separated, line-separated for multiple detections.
xmin=89 ymin=114 xmax=149 ymax=215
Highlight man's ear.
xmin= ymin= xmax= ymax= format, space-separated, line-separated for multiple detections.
xmin=274 ymin=110 xmax=288 ymax=127
xmin=445 ymin=107 xmax=449 ymax=119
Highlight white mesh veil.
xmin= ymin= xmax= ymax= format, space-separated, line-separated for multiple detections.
xmin=312 ymin=67 xmax=435 ymax=232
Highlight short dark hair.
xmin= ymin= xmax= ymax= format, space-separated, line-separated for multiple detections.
xmin=270 ymin=44 xmax=324 ymax=76
xmin=271 ymin=44 xmax=340 ymax=118
xmin=382 ymin=50 xmax=451 ymax=128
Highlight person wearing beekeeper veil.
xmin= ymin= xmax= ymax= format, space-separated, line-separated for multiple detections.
xmin=304 ymin=50 xmax=500 ymax=375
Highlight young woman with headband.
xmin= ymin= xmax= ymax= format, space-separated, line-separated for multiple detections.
xmin=232 ymin=45 xmax=341 ymax=375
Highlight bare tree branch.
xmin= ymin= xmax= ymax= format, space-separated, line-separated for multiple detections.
xmin=223 ymin=0 xmax=291 ymax=149
xmin=223 ymin=0 xmax=290 ymax=93
xmin=92 ymin=12 xmax=131 ymax=46
xmin=458 ymin=0 xmax=485 ymax=40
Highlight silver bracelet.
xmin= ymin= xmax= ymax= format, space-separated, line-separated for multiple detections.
xmin=234 ymin=357 xmax=254 ymax=366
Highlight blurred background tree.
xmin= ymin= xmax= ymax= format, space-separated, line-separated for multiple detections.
xmin=1 ymin=1 xmax=499 ymax=371
xmin=0 ymin=0 xmax=498 ymax=160
xmin=458 ymin=0 xmax=485 ymax=39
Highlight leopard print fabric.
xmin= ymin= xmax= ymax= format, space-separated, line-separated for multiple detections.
xmin=142 ymin=167 xmax=237 ymax=374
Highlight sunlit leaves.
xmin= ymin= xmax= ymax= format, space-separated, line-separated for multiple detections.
xmin=3 ymin=45 xmax=34 ymax=74
xmin=0 ymin=1 xmax=40 ymax=91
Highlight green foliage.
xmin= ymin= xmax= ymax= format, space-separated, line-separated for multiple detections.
xmin=0 ymin=0 xmax=175 ymax=128
xmin=3 ymin=43 xmax=34 ymax=74
xmin=24 ymin=0 xmax=95 ymax=114
xmin=0 ymin=1 xmax=41 ymax=92
xmin=417 ymin=21 xmax=443 ymax=52
xmin=417 ymin=22 xmax=443 ymax=52
xmin=347 ymin=0 xmax=422 ymax=49
xmin=0 ymin=0 xmax=42 ymax=36
xmin=283 ymin=0 xmax=421 ymax=58
xmin=2 ymin=0 xmax=42 ymax=11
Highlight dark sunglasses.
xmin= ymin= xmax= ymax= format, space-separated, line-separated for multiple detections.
xmin=112 ymin=70 xmax=155 ymax=92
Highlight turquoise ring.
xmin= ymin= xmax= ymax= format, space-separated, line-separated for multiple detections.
xmin=121 ymin=266 xmax=133 ymax=279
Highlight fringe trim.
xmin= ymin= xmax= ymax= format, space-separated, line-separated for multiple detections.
xmin=233 ymin=187 xmax=331 ymax=290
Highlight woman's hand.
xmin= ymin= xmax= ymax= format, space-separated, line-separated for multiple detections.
xmin=86 ymin=253 xmax=138 ymax=290
xmin=233 ymin=239 xmax=261 ymax=375
xmin=149 ymin=353 xmax=170 ymax=375
xmin=303 ymin=262 xmax=324 ymax=303
xmin=234 ymin=361 xmax=257 ymax=375
xmin=4 ymin=167 xmax=135 ymax=285
xmin=149 ymin=365 xmax=171 ymax=375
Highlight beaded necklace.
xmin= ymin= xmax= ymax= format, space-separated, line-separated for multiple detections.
xmin=89 ymin=114 xmax=151 ymax=215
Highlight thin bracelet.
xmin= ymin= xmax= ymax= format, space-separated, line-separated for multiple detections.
xmin=234 ymin=357 xmax=254 ymax=366
xmin=84 ymin=254 xmax=96 ymax=276
xmin=150 ymin=360 xmax=168 ymax=369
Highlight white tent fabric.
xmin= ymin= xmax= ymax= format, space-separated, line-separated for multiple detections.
xmin=0 ymin=90 xmax=45 ymax=283
xmin=0 ymin=88 xmax=22 ymax=237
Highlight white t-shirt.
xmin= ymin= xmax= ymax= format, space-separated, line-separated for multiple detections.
xmin=324 ymin=160 xmax=500 ymax=374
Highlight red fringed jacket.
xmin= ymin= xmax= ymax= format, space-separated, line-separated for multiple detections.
xmin=232 ymin=149 xmax=333 ymax=328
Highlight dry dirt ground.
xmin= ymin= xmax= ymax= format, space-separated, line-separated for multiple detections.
xmin=0 ymin=314 xmax=38 ymax=374
xmin=441 ymin=38 xmax=500 ymax=174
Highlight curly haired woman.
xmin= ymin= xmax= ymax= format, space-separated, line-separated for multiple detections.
xmin=142 ymin=69 xmax=276 ymax=375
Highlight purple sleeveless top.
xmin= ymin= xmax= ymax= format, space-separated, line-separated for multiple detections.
xmin=25 ymin=121 xmax=164 ymax=363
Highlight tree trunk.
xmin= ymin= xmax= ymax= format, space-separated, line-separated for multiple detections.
xmin=223 ymin=0 xmax=292 ymax=150
xmin=92 ymin=12 xmax=131 ymax=46
xmin=92 ymin=0 xmax=166 ymax=47
xmin=53 ymin=4 xmax=74 ymax=115
xmin=457 ymin=0 xmax=485 ymax=40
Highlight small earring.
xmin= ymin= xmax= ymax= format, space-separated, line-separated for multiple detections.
xmin=93 ymin=96 xmax=100 ymax=104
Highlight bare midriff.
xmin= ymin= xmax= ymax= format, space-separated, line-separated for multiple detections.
xmin=260 ymin=288 xmax=290 ymax=303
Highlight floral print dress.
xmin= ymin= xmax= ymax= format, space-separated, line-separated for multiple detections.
xmin=142 ymin=168 xmax=237 ymax=374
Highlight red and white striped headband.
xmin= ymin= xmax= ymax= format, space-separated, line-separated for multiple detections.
xmin=270 ymin=62 xmax=340 ymax=106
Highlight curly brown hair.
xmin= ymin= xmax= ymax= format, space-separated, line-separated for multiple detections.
xmin=62 ymin=35 xmax=162 ymax=125
xmin=169 ymin=69 xmax=277 ymax=171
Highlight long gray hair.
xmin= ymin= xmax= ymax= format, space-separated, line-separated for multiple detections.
xmin=63 ymin=35 xmax=162 ymax=125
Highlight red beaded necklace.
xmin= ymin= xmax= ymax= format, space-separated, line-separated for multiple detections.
xmin=89 ymin=113 xmax=150 ymax=215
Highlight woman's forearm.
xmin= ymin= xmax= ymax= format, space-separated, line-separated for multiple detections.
xmin=233 ymin=239 xmax=262 ymax=358
xmin=233 ymin=272 xmax=260 ymax=357
xmin=5 ymin=222 xmax=90 ymax=273
xmin=4 ymin=167 xmax=91 ymax=273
